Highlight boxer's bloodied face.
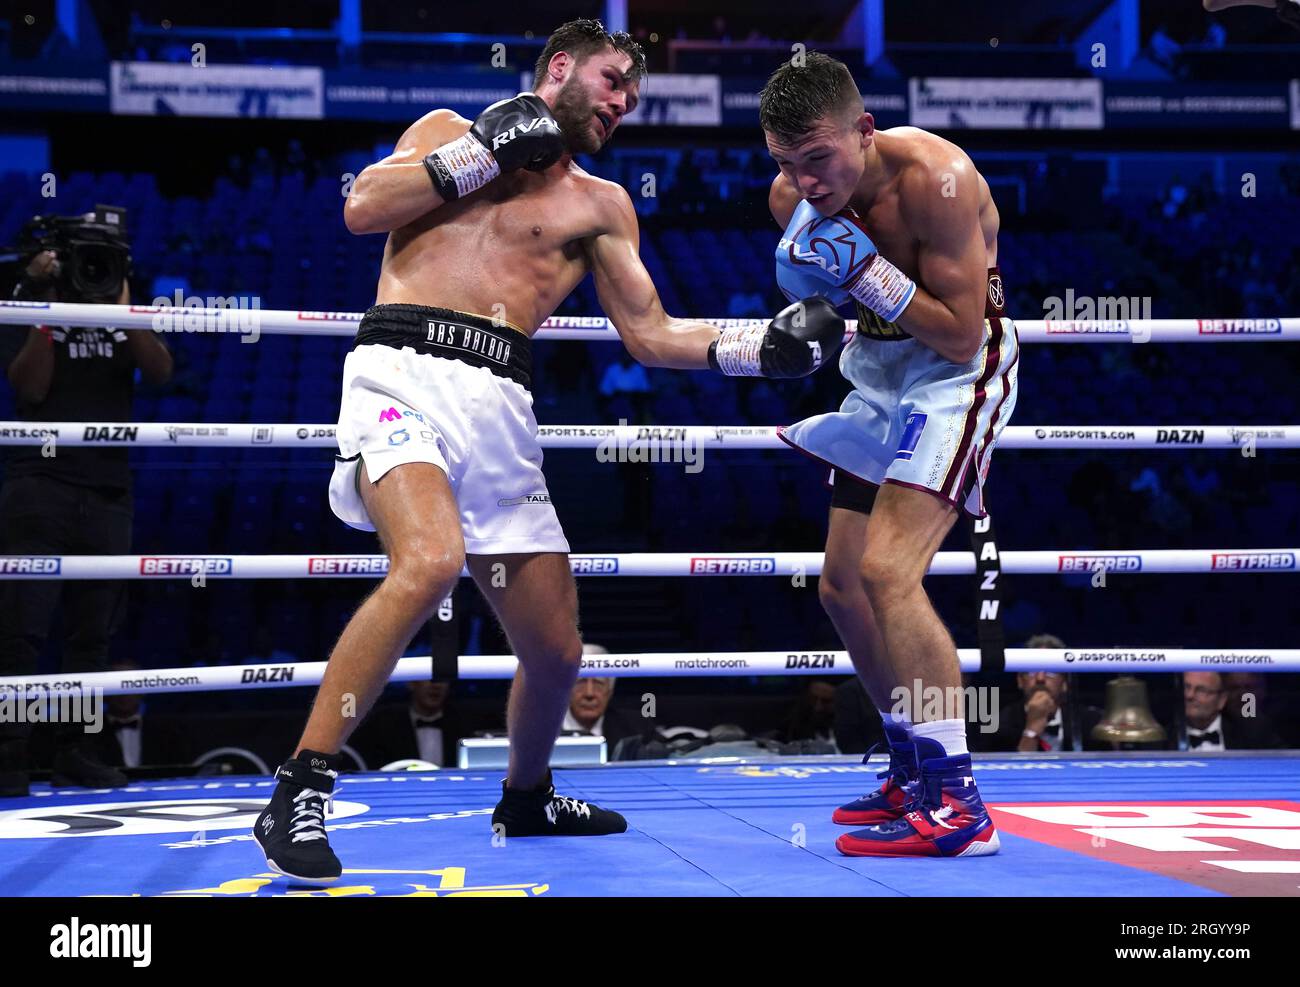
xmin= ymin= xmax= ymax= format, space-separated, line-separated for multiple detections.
xmin=550 ymin=47 xmax=641 ymax=155
xmin=765 ymin=111 xmax=873 ymax=216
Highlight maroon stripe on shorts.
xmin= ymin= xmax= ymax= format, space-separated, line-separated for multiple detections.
xmin=941 ymin=318 xmax=1004 ymax=498
xmin=974 ymin=334 xmax=1019 ymax=479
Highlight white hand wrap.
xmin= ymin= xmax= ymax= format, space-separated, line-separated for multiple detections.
xmin=848 ymin=254 xmax=917 ymax=323
xmin=712 ymin=326 xmax=767 ymax=376
xmin=428 ymin=132 xmax=502 ymax=199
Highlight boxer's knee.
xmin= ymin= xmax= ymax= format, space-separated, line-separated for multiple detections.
xmin=818 ymin=563 xmax=868 ymax=620
xmin=517 ymin=630 xmax=584 ymax=686
xmin=383 ymin=541 xmax=463 ymax=618
xmin=858 ymin=548 xmax=918 ymax=610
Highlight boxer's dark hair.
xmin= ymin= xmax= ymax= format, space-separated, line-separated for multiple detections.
xmin=760 ymin=52 xmax=862 ymax=142
xmin=534 ymin=18 xmax=646 ymax=87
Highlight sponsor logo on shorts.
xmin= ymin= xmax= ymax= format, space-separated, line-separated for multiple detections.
xmin=1210 ymin=552 xmax=1296 ymax=571
xmin=241 ymin=666 xmax=294 ymax=684
xmin=1156 ymin=429 xmax=1204 ymax=445
xmin=570 ymin=557 xmax=619 ymax=574
xmin=0 ymin=557 xmax=61 ymax=575
xmin=389 ymin=428 xmax=410 ymax=446
xmin=307 ymin=556 xmax=390 ymax=575
xmin=786 ymin=653 xmax=836 ymax=669
xmin=987 ymin=274 xmax=1005 ymax=310
xmin=1197 ymin=318 xmax=1281 ymax=335
xmin=895 ymin=412 xmax=927 ymax=462
xmin=425 ymin=320 xmax=513 ymax=366
xmin=1057 ymin=554 xmax=1142 ymax=573
xmin=139 ymin=557 xmax=233 ymax=576
xmin=689 ymin=557 xmax=776 ymax=574
xmin=497 ymin=494 xmax=551 ymax=507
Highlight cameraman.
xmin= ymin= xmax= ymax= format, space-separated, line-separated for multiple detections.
xmin=0 ymin=225 xmax=173 ymax=797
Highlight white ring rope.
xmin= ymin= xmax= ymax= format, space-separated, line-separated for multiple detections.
xmin=0 ymin=549 xmax=1293 ymax=580
xmin=0 ymin=647 xmax=1295 ymax=696
xmin=0 ymin=421 xmax=1293 ymax=450
xmin=1 ymin=300 xmax=1297 ymax=343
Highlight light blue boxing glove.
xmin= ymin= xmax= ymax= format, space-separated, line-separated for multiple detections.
xmin=775 ymin=199 xmax=917 ymax=323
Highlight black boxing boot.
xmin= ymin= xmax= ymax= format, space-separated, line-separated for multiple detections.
xmin=253 ymin=750 xmax=343 ymax=884
xmin=492 ymin=769 xmax=627 ymax=837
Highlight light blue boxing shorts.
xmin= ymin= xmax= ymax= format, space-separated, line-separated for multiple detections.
xmin=778 ymin=269 xmax=1019 ymax=518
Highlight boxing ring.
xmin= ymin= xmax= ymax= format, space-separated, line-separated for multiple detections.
xmin=0 ymin=301 xmax=1297 ymax=897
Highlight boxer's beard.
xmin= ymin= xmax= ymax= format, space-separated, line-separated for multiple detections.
xmin=552 ymin=74 xmax=604 ymax=155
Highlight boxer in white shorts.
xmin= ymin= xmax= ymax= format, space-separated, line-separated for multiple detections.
xmin=759 ymin=53 xmax=1018 ymax=858
xmin=253 ymin=18 xmax=845 ymax=884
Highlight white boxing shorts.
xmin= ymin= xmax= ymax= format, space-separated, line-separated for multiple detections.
xmin=328 ymin=304 xmax=570 ymax=555
xmin=779 ymin=270 xmax=1019 ymax=518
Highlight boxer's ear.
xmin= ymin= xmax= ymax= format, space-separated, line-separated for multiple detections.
xmin=856 ymin=112 xmax=876 ymax=145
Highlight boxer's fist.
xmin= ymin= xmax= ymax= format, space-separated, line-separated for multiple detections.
xmin=471 ymin=93 xmax=565 ymax=173
xmin=775 ymin=199 xmax=916 ymax=323
xmin=424 ymin=93 xmax=565 ymax=201
xmin=709 ymin=296 xmax=846 ymax=378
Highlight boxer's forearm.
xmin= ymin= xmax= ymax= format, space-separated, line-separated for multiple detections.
xmin=892 ymin=287 xmax=983 ymax=364
xmin=620 ymin=317 xmax=719 ymax=370
xmin=344 ymin=162 xmax=448 ymax=235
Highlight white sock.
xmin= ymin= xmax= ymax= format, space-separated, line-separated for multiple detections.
xmin=913 ymin=717 xmax=968 ymax=757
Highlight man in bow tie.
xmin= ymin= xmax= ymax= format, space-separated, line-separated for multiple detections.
xmin=1183 ymin=671 xmax=1283 ymax=751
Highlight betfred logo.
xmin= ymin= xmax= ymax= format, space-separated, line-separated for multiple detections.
xmin=0 ymin=557 xmax=60 ymax=575
xmin=1058 ymin=555 xmax=1142 ymax=573
xmin=570 ymin=557 xmax=619 ymax=574
xmin=307 ymin=557 xmax=390 ymax=575
xmin=297 ymin=311 xmax=363 ymax=322
xmin=1197 ymin=318 xmax=1281 ymax=335
xmin=1211 ymin=552 xmax=1296 ymax=571
xmin=690 ymin=557 xmax=777 ymax=575
xmin=139 ymin=557 xmax=233 ymax=576
xmin=992 ymin=800 xmax=1300 ymax=896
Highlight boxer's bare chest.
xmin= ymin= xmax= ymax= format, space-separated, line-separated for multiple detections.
xmin=849 ymin=185 xmax=922 ymax=281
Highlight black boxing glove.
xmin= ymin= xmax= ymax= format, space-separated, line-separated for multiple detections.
xmin=423 ymin=93 xmax=565 ymax=201
xmin=708 ymin=296 xmax=846 ymax=378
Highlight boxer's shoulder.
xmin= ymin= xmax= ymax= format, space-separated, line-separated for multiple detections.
xmin=395 ymin=108 xmax=472 ymax=156
xmin=879 ymin=129 xmax=980 ymax=226
xmin=579 ymin=170 xmax=638 ymax=233
xmin=769 ymin=173 xmax=800 ymax=227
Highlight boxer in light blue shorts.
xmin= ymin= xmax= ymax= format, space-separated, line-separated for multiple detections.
xmin=761 ymin=52 xmax=1018 ymax=857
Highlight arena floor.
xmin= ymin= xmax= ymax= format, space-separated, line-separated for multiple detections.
xmin=1 ymin=752 xmax=1296 ymax=897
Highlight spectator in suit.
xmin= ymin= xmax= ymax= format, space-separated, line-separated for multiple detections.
xmin=561 ymin=645 xmax=649 ymax=758
xmin=985 ymin=635 xmax=1104 ymax=752
xmin=1183 ymin=671 xmax=1283 ymax=751
xmin=350 ymin=680 xmax=463 ymax=769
